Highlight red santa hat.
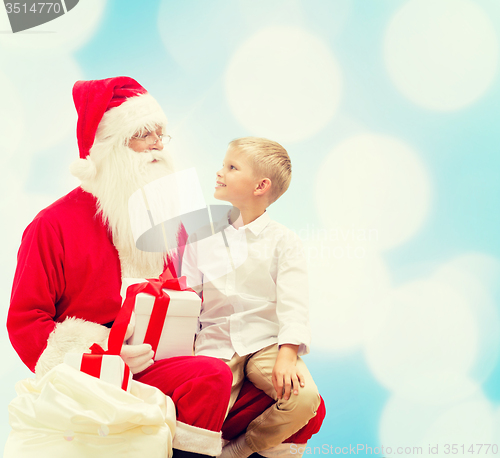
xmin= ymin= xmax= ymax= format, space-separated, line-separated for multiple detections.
xmin=70 ymin=76 xmax=168 ymax=180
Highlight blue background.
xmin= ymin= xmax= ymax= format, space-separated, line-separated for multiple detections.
xmin=1 ymin=0 xmax=500 ymax=454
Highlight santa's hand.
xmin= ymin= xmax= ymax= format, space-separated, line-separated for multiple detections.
xmin=120 ymin=343 xmax=154 ymax=374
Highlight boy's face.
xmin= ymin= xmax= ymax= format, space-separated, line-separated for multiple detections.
xmin=214 ymin=147 xmax=259 ymax=206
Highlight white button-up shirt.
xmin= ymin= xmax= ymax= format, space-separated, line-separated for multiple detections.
xmin=181 ymin=211 xmax=311 ymax=360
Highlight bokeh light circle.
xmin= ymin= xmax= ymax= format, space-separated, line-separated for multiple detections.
xmin=421 ymin=397 xmax=494 ymax=454
xmin=1 ymin=54 xmax=82 ymax=152
xmin=307 ymin=243 xmax=391 ymax=351
xmin=380 ymin=392 xmax=493 ymax=455
xmin=384 ymin=0 xmax=499 ymax=111
xmin=434 ymin=253 xmax=500 ymax=382
xmin=315 ymin=134 xmax=431 ymax=251
xmin=225 ymin=26 xmax=342 ymax=142
xmin=365 ymin=279 xmax=478 ymax=393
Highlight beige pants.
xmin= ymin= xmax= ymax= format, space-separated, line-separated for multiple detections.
xmin=226 ymin=344 xmax=321 ymax=452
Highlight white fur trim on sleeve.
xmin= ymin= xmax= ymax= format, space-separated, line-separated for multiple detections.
xmin=173 ymin=421 xmax=222 ymax=456
xmin=35 ymin=317 xmax=109 ymax=380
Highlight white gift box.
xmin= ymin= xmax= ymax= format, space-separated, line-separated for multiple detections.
xmin=64 ymin=352 xmax=132 ymax=392
xmin=121 ymin=278 xmax=201 ymax=360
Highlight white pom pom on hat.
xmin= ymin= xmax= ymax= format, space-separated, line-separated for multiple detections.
xmin=69 ymin=156 xmax=97 ymax=181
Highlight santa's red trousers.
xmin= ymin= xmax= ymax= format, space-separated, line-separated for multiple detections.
xmin=135 ymin=355 xmax=232 ymax=432
xmin=135 ymin=355 xmax=325 ymax=444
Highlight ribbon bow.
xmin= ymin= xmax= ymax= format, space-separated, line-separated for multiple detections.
xmin=81 ymin=343 xmax=131 ymax=391
xmin=113 ymin=272 xmax=194 ymax=359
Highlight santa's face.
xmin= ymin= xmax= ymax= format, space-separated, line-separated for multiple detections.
xmin=127 ymin=126 xmax=165 ymax=154
xmin=78 ymin=126 xmax=175 ymax=278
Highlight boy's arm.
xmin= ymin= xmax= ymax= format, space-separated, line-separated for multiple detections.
xmin=272 ymin=233 xmax=311 ymax=399
xmin=275 ymin=233 xmax=311 ymax=355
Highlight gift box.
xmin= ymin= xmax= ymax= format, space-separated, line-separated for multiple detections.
xmin=64 ymin=352 xmax=132 ymax=392
xmin=121 ymin=278 xmax=201 ymax=360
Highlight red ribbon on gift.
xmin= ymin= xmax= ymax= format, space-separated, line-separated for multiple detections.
xmin=79 ymin=275 xmax=137 ymax=390
xmin=79 ymin=284 xmax=137 ymax=392
xmin=120 ymin=271 xmax=195 ymax=359
xmin=80 ymin=270 xmax=191 ymax=389
xmin=80 ymin=344 xmax=131 ymax=391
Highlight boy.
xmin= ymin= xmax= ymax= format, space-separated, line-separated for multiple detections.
xmin=182 ymin=137 xmax=320 ymax=458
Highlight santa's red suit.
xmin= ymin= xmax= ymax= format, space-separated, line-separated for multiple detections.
xmin=8 ymin=185 xmax=233 ymax=455
xmin=7 ymin=77 xmax=325 ymax=458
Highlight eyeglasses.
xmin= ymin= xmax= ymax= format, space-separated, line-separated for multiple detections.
xmin=131 ymin=132 xmax=171 ymax=145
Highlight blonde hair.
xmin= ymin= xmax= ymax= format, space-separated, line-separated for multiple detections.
xmin=229 ymin=137 xmax=291 ymax=204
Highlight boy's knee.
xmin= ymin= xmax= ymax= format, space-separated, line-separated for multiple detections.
xmin=279 ymin=385 xmax=321 ymax=420
xmin=298 ymin=385 xmax=321 ymax=413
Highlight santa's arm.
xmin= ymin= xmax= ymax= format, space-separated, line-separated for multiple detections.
xmin=34 ymin=317 xmax=109 ymax=378
xmin=7 ymin=217 xmax=109 ymax=376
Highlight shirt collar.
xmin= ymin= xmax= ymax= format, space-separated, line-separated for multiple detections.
xmin=227 ymin=211 xmax=271 ymax=236
xmin=242 ymin=211 xmax=271 ymax=235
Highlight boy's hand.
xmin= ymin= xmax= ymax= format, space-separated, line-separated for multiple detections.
xmin=272 ymin=344 xmax=305 ymax=400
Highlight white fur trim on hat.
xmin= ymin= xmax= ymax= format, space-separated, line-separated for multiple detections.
xmin=173 ymin=421 xmax=222 ymax=456
xmin=96 ymin=92 xmax=168 ymax=144
xmin=35 ymin=317 xmax=109 ymax=380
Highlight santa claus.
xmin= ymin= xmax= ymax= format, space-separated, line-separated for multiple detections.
xmin=7 ymin=77 xmax=325 ymax=458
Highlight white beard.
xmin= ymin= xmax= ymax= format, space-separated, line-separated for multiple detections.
xmin=80 ymin=143 xmax=175 ymax=278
